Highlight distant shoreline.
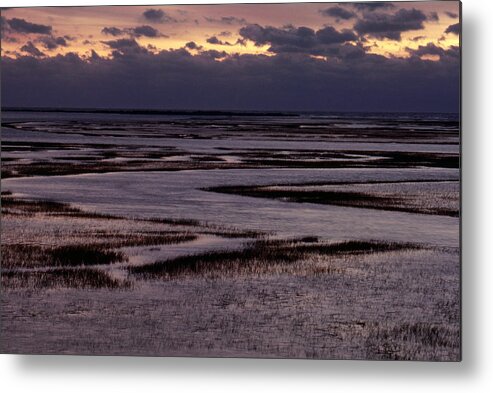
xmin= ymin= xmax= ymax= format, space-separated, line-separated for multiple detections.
xmin=1 ymin=107 xmax=460 ymax=119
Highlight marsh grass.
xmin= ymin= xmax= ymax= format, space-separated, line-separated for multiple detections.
xmin=1 ymin=194 xmax=119 ymax=220
xmin=1 ymin=268 xmax=131 ymax=290
xmin=242 ymin=150 xmax=459 ymax=169
xmin=1 ymin=160 xmax=255 ymax=179
xmin=1 ymin=244 xmax=126 ymax=269
xmin=365 ymin=322 xmax=460 ymax=361
xmin=144 ymin=217 xmax=266 ymax=238
xmin=2 ymin=145 xmax=458 ymax=180
xmin=50 ymin=245 xmax=126 ymax=266
xmin=205 ymin=185 xmax=459 ymax=217
xmin=90 ymin=231 xmax=198 ymax=248
xmin=129 ymin=239 xmax=420 ymax=279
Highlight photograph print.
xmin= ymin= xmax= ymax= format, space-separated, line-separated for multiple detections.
xmin=0 ymin=1 xmax=461 ymax=361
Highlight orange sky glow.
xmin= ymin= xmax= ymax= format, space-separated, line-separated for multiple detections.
xmin=1 ymin=2 xmax=460 ymax=61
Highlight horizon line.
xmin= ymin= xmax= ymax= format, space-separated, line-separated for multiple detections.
xmin=1 ymin=107 xmax=460 ymax=116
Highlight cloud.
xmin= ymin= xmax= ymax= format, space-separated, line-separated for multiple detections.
xmin=429 ymin=12 xmax=439 ymax=22
xmin=352 ymin=3 xmax=395 ymax=12
xmin=2 ymin=36 xmax=18 ymax=43
xmin=446 ymin=12 xmax=459 ymax=19
xmin=445 ymin=23 xmax=460 ymax=35
xmin=131 ymin=25 xmax=164 ymax=38
xmin=204 ymin=16 xmax=247 ymax=25
xmin=89 ymin=49 xmax=101 ymax=61
xmin=407 ymin=43 xmax=459 ymax=61
xmin=316 ymin=26 xmax=358 ymax=44
xmin=7 ymin=17 xmax=52 ymax=35
xmin=239 ymin=24 xmax=357 ymax=56
xmin=142 ymin=8 xmax=177 ymax=23
xmin=240 ymin=24 xmax=316 ymax=47
xmin=207 ymin=36 xmax=238 ymax=46
xmin=354 ymin=8 xmax=429 ymax=40
xmin=201 ymin=49 xmax=228 ymax=59
xmin=20 ymin=41 xmax=45 ymax=57
xmin=38 ymin=35 xmax=69 ymax=50
xmin=101 ymin=38 xmax=149 ymax=55
xmin=207 ymin=36 xmax=225 ymax=45
xmin=102 ymin=27 xmax=124 ymax=36
xmin=1 ymin=42 xmax=460 ymax=113
xmin=185 ymin=41 xmax=202 ymax=50
xmin=1 ymin=16 xmax=10 ymax=34
xmin=101 ymin=25 xmax=166 ymax=38
xmin=319 ymin=7 xmax=356 ymax=20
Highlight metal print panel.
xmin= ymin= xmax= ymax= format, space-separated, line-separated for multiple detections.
xmin=0 ymin=1 xmax=461 ymax=360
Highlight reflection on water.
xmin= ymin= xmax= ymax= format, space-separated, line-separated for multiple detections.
xmin=3 ymin=167 xmax=459 ymax=247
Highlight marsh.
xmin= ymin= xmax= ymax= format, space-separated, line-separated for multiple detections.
xmin=1 ymin=110 xmax=460 ymax=360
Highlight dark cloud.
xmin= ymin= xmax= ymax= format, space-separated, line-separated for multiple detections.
xmin=429 ymin=12 xmax=439 ymax=22
xmin=446 ymin=12 xmax=459 ymax=19
xmin=239 ymin=24 xmax=357 ymax=56
xmin=240 ymin=24 xmax=316 ymax=48
xmin=1 ymin=42 xmax=459 ymax=113
xmin=207 ymin=36 xmax=224 ymax=45
xmin=102 ymin=27 xmax=124 ymax=36
xmin=7 ymin=17 xmax=52 ymax=35
xmin=142 ymin=9 xmax=177 ymax=23
xmin=89 ymin=49 xmax=101 ymax=61
xmin=143 ymin=9 xmax=164 ymax=22
xmin=319 ymin=7 xmax=356 ymax=20
xmin=201 ymin=49 xmax=228 ymax=59
xmin=101 ymin=38 xmax=149 ymax=56
xmin=445 ymin=23 xmax=460 ymax=35
xmin=218 ymin=31 xmax=232 ymax=37
xmin=316 ymin=26 xmax=357 ymax=44
xmin=206 ymin=36 xmax=235 ymax=46
xmin=1 ymin=16 xmax=10 ymax=34
xmin=354 ymin=8 xmax=429 ymax=40
xmin=3 ymin=36 xmax=18 ymax=43
xmin=131 ymin=25 xmax=163 ymax=38
xmin=352 ymin=3 xmax=395 ymax=12
xmin=204 ymin=16 xmax=247 ymax=25
xmin=185 ymin=41 xmax=203 ymax=51
xmin=38 ymin=36 xmax=69 ymax=50
xmin=20 ymin=41 xmax=45 ymax=57
xmin=407 ymin=43 xmax=459 ymax=61
xmin=235 ymin=38 xmax=247 ymax=46
xmin=102 ymin=25 xmax=166 ymax=38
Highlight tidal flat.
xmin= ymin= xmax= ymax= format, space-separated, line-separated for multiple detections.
xmin=1 ymin=110 xmax=460 ymax=360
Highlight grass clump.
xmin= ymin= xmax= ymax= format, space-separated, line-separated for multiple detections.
xmin=365 ymin=322 xmax=460 ymax=361
xmin=49 ymin=245 xmax=126 ymax=266
xmin=2 ymin=268 xmax=130 ymax=290
xmin=1 ymin=194 xmax=119 ymax=220
xmin=129 ymin=239 xmax=419 ymax=279
xmin=1 ymin=244 xmax=126 ymax=269
xmin=205 ymin=186 xmax=459 ymax=217
xmin=95 ymin=232 xmax=198 ymax=248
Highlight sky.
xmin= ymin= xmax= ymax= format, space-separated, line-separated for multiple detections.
xmin=0 ymin=2 xmax=461 ymax=112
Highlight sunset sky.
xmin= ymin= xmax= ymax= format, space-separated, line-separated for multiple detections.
xmin=1 ymin=2 xmax=461 ymax=112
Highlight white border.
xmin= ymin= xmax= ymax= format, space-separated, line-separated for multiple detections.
xmin=2 ymin=1 xmax=492 ymax=392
